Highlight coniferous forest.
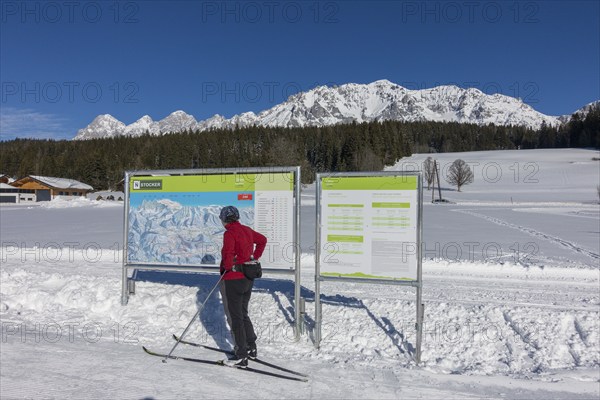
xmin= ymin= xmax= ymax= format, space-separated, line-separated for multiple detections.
xmin=1 ymin=108 xmax=598 ymax=190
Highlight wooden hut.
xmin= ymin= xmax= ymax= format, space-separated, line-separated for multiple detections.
xmin=10 ymin=175 xmax=93 ymax=202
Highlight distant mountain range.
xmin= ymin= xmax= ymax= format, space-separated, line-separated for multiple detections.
xmin=74 ymin=80 xmax=598 ymax=140
xmin=557 ymin=100 xmax=600 ymax=124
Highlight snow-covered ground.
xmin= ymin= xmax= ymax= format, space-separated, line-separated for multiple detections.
xmin=1 ymin=149 xmax=599 ymax=399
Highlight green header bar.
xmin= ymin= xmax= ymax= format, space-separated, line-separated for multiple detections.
xmin=327 ymin=234 xmax=364 ymax=243
xmin=130 ymin=172 xmax=293 ymax=193
xmin=321 ymin=176 xmax=417 ymax=191
xmin=372 ymin=202 xmax=410 ymax=208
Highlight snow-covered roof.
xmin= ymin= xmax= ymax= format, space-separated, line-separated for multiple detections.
xmin=0 ymin=174 xmax=15 ymax=183
xmin=0 ymin=182 xmax=16 ymax=189
xmin=29 ymin=176 xmax=93 ymax=190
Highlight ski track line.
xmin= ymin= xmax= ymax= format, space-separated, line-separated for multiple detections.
xmin=339 ymin=283 xmax=598 ymax=308
xmin=562 ymin=316 xmax=582 ymax=368
xmin=424 ymin=280 xmax=599 ymax=296
xmin=498 ymin=309 xmax=537 ymax=372
xmin=422 ymin=273 xmax=600 ymax=287
xmin=424 ymin=297 xmax=597 ymax=313
xmin=573 ymin=317 xmax=591 ymax=347
xmin=348 ymin=277 xmax=599 ymax=311
xmin=502 ymin=311 xmax=540 ymax=352
xmin=455 ymin=209 xmax=600 ymax=261
xmin=423 ymin=283 xmax=598 ymax=308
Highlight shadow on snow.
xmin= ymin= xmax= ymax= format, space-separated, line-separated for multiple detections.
xmin=133 ymin=269 xmax=415 ymax=358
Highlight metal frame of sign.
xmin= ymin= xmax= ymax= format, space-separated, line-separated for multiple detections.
xmin=121 ymin=166 xmax=303 ymax=338
xmin=314 ymin=171 xmax=424 ymax=363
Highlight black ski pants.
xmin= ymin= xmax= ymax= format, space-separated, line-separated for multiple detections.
xmin=221 ymin=278 xmax=257 ymax=359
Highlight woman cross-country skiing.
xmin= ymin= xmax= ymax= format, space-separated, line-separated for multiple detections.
xmin=218 ymin=205 xmax=267 ymax=367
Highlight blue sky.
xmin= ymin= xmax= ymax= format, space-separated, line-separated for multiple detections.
xmin=1 ymin=0 xmax=598 ymax=140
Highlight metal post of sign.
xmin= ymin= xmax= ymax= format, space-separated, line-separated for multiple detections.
xmin=121 ymin=171 xmax=131 ymax=306
xmin=313 ymin=172 xmax=424 ymax=363
xmin=416 ymin=285 xmax=424 ymax=363
xmin=415 ymin=173 xmax=424 ymax=364
xmin=293 ymin=166 xmax=302 ymax=340
xmin=314 ymin=174 xmax=323 ymax=348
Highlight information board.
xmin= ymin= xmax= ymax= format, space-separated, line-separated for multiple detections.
xmin=126 ymin=171 xmax=295 ymax=270
xmin=319 ymin=174 xmax=420 ymax=280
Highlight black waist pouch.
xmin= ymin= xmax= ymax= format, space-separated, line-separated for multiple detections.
xmin=236 ymin=261 xmax=262 ymax=280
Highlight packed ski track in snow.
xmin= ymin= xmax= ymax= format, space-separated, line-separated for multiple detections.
xmin=1 ymin=149 xmax=599 ymax=399
xmin=452 ymin=209 xmax=600 ymax=262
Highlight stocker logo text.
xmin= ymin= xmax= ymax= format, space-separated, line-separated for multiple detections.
xmin=133 ymin=180 xmax=163 ymax=190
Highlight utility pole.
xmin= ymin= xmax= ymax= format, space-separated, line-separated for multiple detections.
xmin=435 ymin=161 xmax=443 ymax=202
xmin=431 ymin=160 xmax=436 ymax=203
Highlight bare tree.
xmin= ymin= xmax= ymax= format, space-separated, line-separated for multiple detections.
xmin=446 ymin=159 xmax=474 ymax=192
xmin=423 ymin=157 xmax=435 ymax=190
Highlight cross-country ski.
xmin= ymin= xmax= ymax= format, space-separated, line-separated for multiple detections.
xmin=142 ymin=346 xmax=308 ymax=383
xmin=172 ymin=334 xmax=309 ymax=378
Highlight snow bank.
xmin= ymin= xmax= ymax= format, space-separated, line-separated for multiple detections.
xmin=39 ymin=197 xmax=123 ymax=209
xmin=1 ymin=248 xmax=598 ymax=379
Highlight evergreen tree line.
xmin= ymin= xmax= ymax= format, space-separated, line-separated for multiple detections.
xmin=1 ymin=109 xmax=598 ymax=190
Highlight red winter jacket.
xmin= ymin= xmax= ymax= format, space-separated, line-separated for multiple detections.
xmin=220 ymin=221 xmax=267 ymax=280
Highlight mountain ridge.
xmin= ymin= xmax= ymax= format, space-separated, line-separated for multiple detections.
xmin=74 ymin=80 xmax=594 ymax=140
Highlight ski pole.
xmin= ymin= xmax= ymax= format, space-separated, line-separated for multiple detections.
xmin=163 ymin=274 xmax=224 ymax=363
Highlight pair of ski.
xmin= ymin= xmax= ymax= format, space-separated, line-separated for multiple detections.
xmin=143 ymin=334 xmax=308 ymax=382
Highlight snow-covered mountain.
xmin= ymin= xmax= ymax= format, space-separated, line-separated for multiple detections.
xmin=157 ymin=110 xmax=198 ymax=133
xmin=74 ymin=80 xmax=575 ymax=140
xmin=75 ymin=114 xmax=126 ymax=139
xmin=253 ymin=80 xmax=561 ymax=129
xmin=75 ymin=111 xmax=196 ymax=140
xmin=123 ymin=115 xmax=160 ymax=137
xmin=558 ymin=100 xmax=600 ymax=124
